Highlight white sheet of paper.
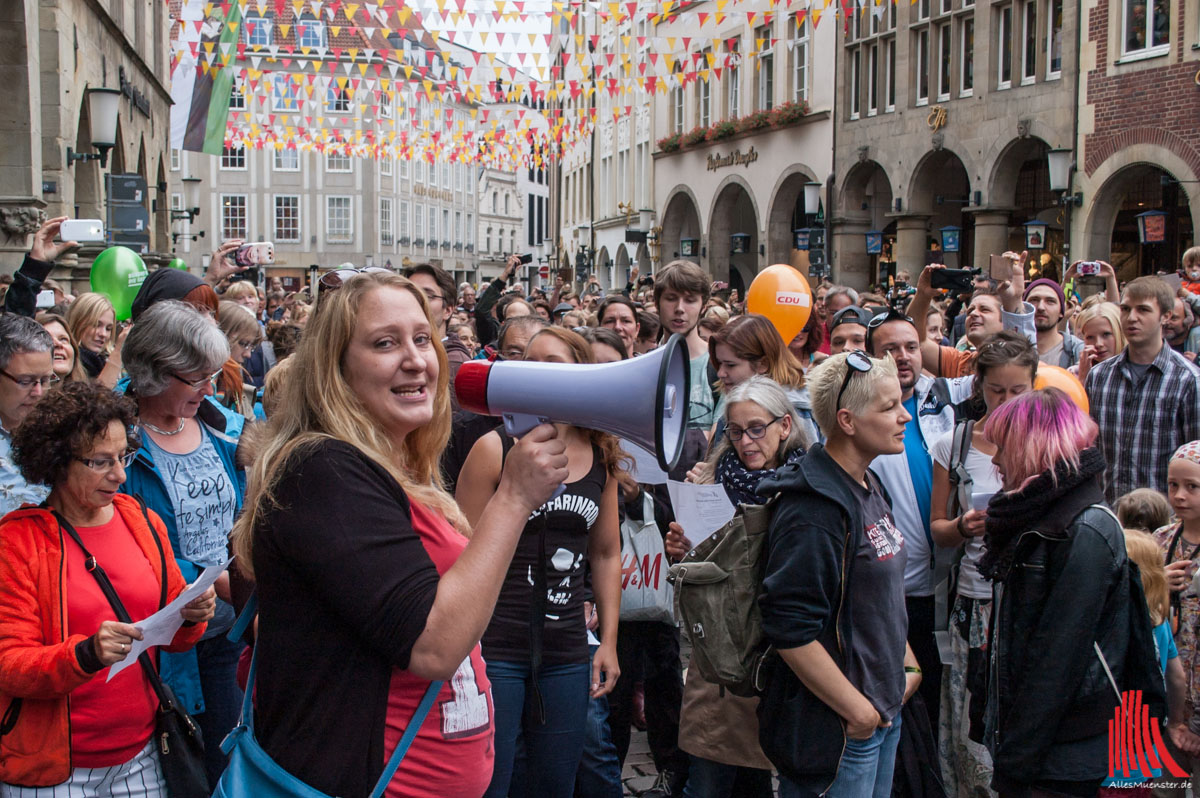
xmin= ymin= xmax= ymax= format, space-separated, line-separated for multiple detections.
xmin=107 ymin=558 xmax=233 ymax=681
xmin=667 ymin=480 xmax=736 ymax=546
xmin=971 ymin=492 xmax=994 ymax=513
xmin=620 ymin=440 xmax=669 ymax=485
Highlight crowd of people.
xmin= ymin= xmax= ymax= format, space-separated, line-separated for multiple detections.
xmin=0 ymin=211 xmax=1199 ymax=798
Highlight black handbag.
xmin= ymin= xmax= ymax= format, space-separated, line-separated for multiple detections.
xmin=54 ymin=503 xmax=209 ymax=798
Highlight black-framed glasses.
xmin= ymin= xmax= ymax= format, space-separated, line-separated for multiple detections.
xmin=0 ymin=370 xmax=59 ymax=391
xmin=76 ymin=449 xmax=138 ymax=472
xmin=726 ymin=417 xmax=784 ymax=442
xmin=419 ymin=289 xmax=448 ymax=305
xmin=171 ymin=369 xmax=222 ymax=391
xmin=318 ymin=266 xmax=391 ymax=292
xmin=836 ymin=351 xmax=873 ymax=410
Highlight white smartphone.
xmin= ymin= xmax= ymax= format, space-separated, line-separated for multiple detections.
xmin=35 ymin=290 xmax=54 ymax=309
xmin=59 ymin=219 xmax=105 ymax=243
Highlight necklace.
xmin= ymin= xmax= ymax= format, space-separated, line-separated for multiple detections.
xmin=142 ymin=417 xmax=186 ymax=436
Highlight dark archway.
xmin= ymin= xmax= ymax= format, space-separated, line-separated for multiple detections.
xmin=767 ymin=170 xmax=819 ymax=266
xmin=660 ymin=189 xmax=702 ymax=264
xmin=1086 ymin=164 xmax=1195 ymax=280
xmin=155 ymin=158 xmax=169 ymax=255
xmin=709 ymin=181 xmax=758 ymax=291
xmin=73 ymin=97 xmax=102 ymax=219
xmin=909 ymin=149 xmax=972 ymax=267
xmin=836 ymin=160 xmax=895 ymax=287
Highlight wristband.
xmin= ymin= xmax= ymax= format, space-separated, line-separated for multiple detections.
xmin=905 ymin=666 xmax=922 ymax=675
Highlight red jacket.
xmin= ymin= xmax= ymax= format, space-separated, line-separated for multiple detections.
xmin=0 ymin=494 xmax=206 ymax=786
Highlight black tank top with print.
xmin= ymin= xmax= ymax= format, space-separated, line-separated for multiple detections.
xmin=480 ymin=430 xmax=606 ymax=666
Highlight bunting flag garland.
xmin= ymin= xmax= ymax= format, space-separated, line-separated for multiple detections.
xmin=167 ymin=0 xmax=849 ymax=168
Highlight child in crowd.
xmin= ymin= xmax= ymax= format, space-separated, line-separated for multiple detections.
xmin=1116 ymin=488 xmax=1174 ymax=534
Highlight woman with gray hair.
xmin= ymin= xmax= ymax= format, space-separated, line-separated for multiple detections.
xmin=664 ymin=375 xmax=811 ymax=798
xmin=120 ymin=300 xmax=246 ymax=789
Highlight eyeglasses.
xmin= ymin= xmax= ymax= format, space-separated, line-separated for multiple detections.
xmin=318 ymin=267 xmax=391 ymax=293
xmin=171 ymin=369 xmax=222 ymax=391
xmin=235 ymin=339 xmax=257 ymax=350
xmin=420 ymin=289 xmax=447 ymax=305
xmin=726 ymin=417 xmax=784 ymax=442
xmin=76 ymin=449 xmax=138 ymax=472
xmin=0 ymin=370 xmax=60 ymax=391
xmin=835 ymin=351 xmax=874 ymax=411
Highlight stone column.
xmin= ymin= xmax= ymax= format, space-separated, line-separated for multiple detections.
xmin=831 ymin=214 xmax=872 ymax=291
xmin=891 ymin=214 xmax=932 ymax=274
xmin=972 ymin=209 xmax=1016 ymax=272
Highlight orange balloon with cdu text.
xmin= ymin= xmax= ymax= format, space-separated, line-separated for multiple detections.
xmin=745 ymin=265 xmax=813 ymax=343
xmin=1034 ymin=364 xmax=1090 ymax=414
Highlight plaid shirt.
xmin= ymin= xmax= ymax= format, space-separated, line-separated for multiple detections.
xmin=1086 ymin=343 xmax=1200 ymax=502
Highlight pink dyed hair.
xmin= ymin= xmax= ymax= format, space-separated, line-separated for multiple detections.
xmin=984 ymin=388 xmax=1098 ymax=490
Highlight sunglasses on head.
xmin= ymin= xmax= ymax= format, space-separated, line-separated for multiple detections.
xmin=835 ymin=350 xmax=873 ymax=411
xmin=318 ymin=267 xmax=391 ymax=293
xmin=866 ymin=308 xmax=915 ymax=347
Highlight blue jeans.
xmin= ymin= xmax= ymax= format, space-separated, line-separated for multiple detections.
xmin=575 ymin=646 xmax=623 ymax=798
xmin=484 ymin=659 xmax=591 ymax=798
xmin=778 ymin=716 xmax=903 ymax=798
xmin=682 ymin=756 xmax=773 ymax=798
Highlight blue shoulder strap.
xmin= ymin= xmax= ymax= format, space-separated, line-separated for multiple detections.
xmin=231 ymin=590 xmax=443 ymax=796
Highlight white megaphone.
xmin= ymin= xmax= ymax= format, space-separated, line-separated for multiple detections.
xmin=455 ymin=333 xmax=691 ymax=472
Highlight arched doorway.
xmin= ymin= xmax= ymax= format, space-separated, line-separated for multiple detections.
xmin=155 ymin=158 xmax=169 ymax=255
xmin=709 ymin=180 xmax=759 ymax=295
xmin=987 ymin=138 xmax=1062 ymax=279
xmin=1086 ymin=164 xmax=1195 ymax=280
xmin=595 ymin=246 xmax=611 ymax=289
xmin=660 ymin=188 xmax=702 ymax=264
xmin=635 ymin=242 xmax=651 ymax=274
xmin=908 ymin=149 xmax=972 ymax=269
xmin=767 ymin=170 xmax=819 ymax=266
xmin=837 ymin=161 xmax=895 ymax=287
xmin=110 ymin=123 xmax=126 ymax=175
xmin=614 ymin=244 xmax=630 ymax=289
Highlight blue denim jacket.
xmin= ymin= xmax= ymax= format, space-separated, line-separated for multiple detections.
xmin=0 ymin=427 xmax=49 ymax=517
xmin=120 ymin=395 xmax=245 ymax=715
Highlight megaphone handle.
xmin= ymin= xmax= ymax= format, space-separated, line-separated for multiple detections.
xmin=502 ymin=413 xmax=567 ymax=499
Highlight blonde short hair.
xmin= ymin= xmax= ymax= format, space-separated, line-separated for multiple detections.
xmin=807 ymin=351 xmax=899 ymax=437
xmin=222 ymin=281 xmax=259 ymax=302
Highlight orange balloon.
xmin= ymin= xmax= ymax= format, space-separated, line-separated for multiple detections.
xmin=1034 ymin=364 xmax=1089 ymax=413
xmin=745 ymin=265 xmax=813 ymax=343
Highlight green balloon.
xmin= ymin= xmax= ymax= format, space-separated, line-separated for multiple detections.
xmin=168 ymin=258 xmax=188 ymax=271
xmin=89 ymin=246 xmax=148 ymax=322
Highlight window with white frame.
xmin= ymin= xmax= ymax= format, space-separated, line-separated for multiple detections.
xmin=727 ymin=40 xmax=741 ymax=118
xmin=918 ymin=0 xmax=931 ymax=21
xmin=961 ymin=18 xmax=975 ymax=95
xmin=756 ymin=25 xmax=774 ymax=110
xmin=617 ymin=150 xmax=628 ymax=210
xmin=1021 ymin=0 xmax=1038 ymax=83
xmin=221 ymin=195 xmax=247 ymax=240
xmin=636 ymin=142 xmax=648 ymax=207
xmin=381 ymin=155 xmax=392 ymax=176
xmin=274 ymin=195 xmax=300 ymax=242
xmin=791 ymin=14 xmax=809 ymax=103
xmin=671 ymin=66 xmax=685 ymax=133
xmin=915 ymin=28 xmax=930 ymax=104
xmin=885 ymin=38 xmax=897 ymax=111
xmin=429 ymin=207 xmax=438 ymax=247
xmin=380 ymin=198 xmax=394 ymax=247
xmin=505 ymin=194 xmax=511 ymax=215
xmin=511 ymin=230 xmax=516 ymax=253
xmin=1047 ymin=0 xmax=1063 ymax=76
xmin=272 ymin=80 xmax=299 ymax=111
xmin=230 ymin=79 xmax=246 ymax=110
xmin=379 ymin=92 xmax=393 ymax=119
xmin=455 ymin=211 xmax=463 ymax=244
xmin=325 ymin=85 xmax=351 ymax=114
xmin=1123 ymin=0 xmax=1168 ymax=55
xmin=245 ymin=15 xmax=271 ymax=47
xmin=467 ymin=167 xmax=474 ymax=195
xmin=485 ymin=227 xmax=492 ymax=253
xmin=442 ymin=163 xmax=450 ymax=188
xmin=442 ymin=209 xmax=450 ymax=245
xmin=399 ymin=157 xmax=410 ymax=180
xmin=399 ymin=200 xmax=410 ymax=242
xmin=868 ymin=43 xmax=879 ymax=115
xmin=415 ymin=203 xmax=425 ymax=244
xmin=221 ymin=145 xmax=246 ymax=170
xmin=326 ymin=196 xmax=353 ymax=243
xmin=455 ymin=164 xmax=463 ymax=192
xmin=274 ymin=148 xmax=299 ymax=171
xmin=171 ymin=193 xmax=183 ymax=212
xmin=998 ymin=4 xmax=1014 ymax=88
xmin=170 ymin=149 xmax=181 ymax=171
xmin=938 ymin=23 xmax=952 ymax=100
xmin=467 ymin=213 xmax=474 ymax=247
xmin=298 ymin=18 xmax=326 ymax=49
xmin=326 ymin=151 xmax=352 ymax=173
xmin=849 ymin=47 xmax=861 ymax=119
xmin=940 ymin=0 xmax=952 ymax=15
xmin=415 ymin=159 xmax=425 ymax=184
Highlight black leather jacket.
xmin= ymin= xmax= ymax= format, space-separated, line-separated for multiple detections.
xmin=987 ymin=479 xmax=1128 ymax=789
